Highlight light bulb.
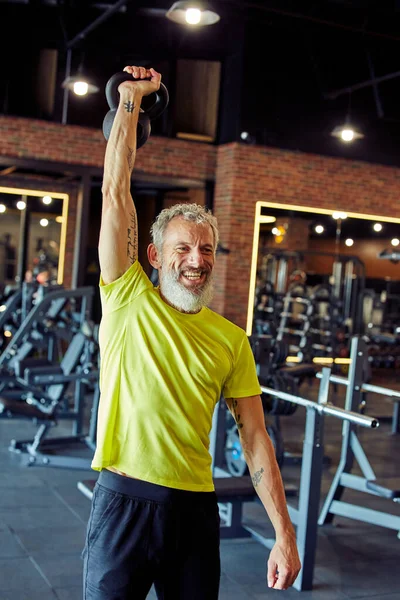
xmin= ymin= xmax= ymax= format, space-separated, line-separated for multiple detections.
xmin=341 ymin=128 xmax=354 ymax=142
xmin=17 ymin=201 xmax=26 ymax=210
xmin=373 ymin=223 xmax=382 ymax=232
xmin=345 ymin=238 xmax=354 ymax=247
xmin=42 ymin=195 xmax=52 ymax=205
xmin=73 ymin=81 xmax=89 ymax=96
xmin=40 ymin=218 xmax=49 ymax=227
xmin=315 ymin=225 xmax=324 ymax=234
xmin=185 ymin=8 xmax=201 ymax=24
xmin=391 ymin=238 xmax=399 ymax=247
xmin=0 ymin=204 xmax=6 ymax=213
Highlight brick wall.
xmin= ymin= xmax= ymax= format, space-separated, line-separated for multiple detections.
xmin=2 ymin=116 xmax=400 ymax=329
xmin=213 ymin=144 xmax=400 ymax=328
xmin=0 ymin=116 xmax=216 ymax=181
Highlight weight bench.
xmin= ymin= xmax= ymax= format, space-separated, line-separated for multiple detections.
xmin=77 ymin=476 xmax=258 ymax=539
xmin=214 ymin=476 xmax=258 ymax=538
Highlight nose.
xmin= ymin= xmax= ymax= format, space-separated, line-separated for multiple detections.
xmin=188 ymin=248 xmax=205 ymax=267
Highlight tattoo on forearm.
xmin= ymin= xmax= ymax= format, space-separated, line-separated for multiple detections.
xmin=127 ymin=210 xmax=138 ymax=263
xmin=232 ymin=399 xmax=243 ymax=430
xmin=127 ymin=147 xmax=134 ymax=171
xmin=252 ymin=467 xmax=264 ymax=487
xmin=124 ymin=100 xmax=135 ymax=113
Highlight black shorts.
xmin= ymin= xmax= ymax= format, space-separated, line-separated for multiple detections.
xmin=83 ymin=470 xmax=221 ymax=599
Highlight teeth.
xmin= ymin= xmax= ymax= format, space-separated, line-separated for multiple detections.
xmin=183 ymin=271 xmax=202 ymax=279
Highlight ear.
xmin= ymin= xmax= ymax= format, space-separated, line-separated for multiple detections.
xmin=147 ymin=243 xmax=161 ymax=269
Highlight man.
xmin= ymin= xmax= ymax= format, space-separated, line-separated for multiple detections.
xmin=83 ymin=65 xmax=300 ymax=600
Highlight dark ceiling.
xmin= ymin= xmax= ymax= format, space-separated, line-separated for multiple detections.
xmin=2 ymin=0 xmax=400 ymax=167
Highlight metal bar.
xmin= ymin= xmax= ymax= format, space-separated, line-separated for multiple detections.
xmin=294 ymin=407 xmax=324 ymax=591
xmin=294 ymin=367 xmax=329 ymax=590
xmin=260 ymin=386 xmax=378 ymax=428
xmin=61 ymin=48 xmax=72 ymax=125
xmin=317 ymin=370 xmax=400 ymax=398
xmin=350 ymin=431 xmax=376 ymax=480
xmin=66 ymin=0 xmax=129 ymax=49
xmin=72 ymin=173 xmax=92 ymax=288
xmin=340 ymin=473 xmax=383 ymax=497
xmin=366 ymin=52 xmax=384 ymax=119
xmin=16 ymin=197 xmax=29 ymax=287
xmin=329 ymin=501 xmax=400 ymax=531
xmin=392 ymin=401 xmax=400 ymax=435
xmin=325 ymin=68 xmax=400 ymax=100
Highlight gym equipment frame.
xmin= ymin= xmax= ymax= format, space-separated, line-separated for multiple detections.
xmin=317 ymin=336 xmax=400 ymax=532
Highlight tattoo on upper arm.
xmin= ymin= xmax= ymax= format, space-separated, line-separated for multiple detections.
xmin=124 ymin=100 xmax=135 ymax=113
xmin=252 ymin=467 xmax=264 ymax=487
xmin=127 ymin=209 xmax=138 ymax=263
xmin=127 ymin=147 xmax=134 ymax=171
xmin=232 ymin=399 xmax=243 ymax=430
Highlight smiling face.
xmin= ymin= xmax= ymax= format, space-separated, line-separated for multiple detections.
xmin=147 ymin=216 xmax=216 ymax=313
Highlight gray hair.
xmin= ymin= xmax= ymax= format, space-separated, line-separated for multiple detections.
xmin=150 ymin=203 xmax=219 ymax=251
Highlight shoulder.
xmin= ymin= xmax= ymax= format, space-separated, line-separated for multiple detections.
xmin=203 ymin=308 xmax=247 ymax=340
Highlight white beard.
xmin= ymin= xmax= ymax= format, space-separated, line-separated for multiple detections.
xmin=159 ymin=268 xmax=214 ymax=313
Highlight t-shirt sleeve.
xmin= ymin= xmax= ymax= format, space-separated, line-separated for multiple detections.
xmin=223 ymin=332 xmax=262 ymax=398
xmin=99 ymin=261 xmax=153 ymax=314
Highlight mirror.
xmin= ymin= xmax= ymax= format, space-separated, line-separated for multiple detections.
xmin=247 ymin=201 xmax=400 ymax=363
xmin=0 ymin=187 xmax=68 ymax=295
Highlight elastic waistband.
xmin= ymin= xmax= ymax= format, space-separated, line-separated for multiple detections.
xmin=98 ymin=469 xmax=217 ymax=505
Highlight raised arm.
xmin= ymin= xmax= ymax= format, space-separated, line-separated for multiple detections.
xmin=225 ymin=395 xmax=301 ymax=590
xmin=99 ymin=66 xmax=161 ymax=284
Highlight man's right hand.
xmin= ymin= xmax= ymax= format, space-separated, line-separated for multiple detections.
xmin=119 ymin=66 xmax=161 ymax=98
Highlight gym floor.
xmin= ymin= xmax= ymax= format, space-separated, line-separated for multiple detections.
xmin=0 ymin=373 xmax=399 ymax=600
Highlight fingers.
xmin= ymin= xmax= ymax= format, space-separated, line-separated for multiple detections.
xmin=150 ymin=67 xmax=162 ymax=83
xmin=267 ymin=558 xmax=278 ymax=588
xmin=267 ymin=560 xmax=299 ymax=590
xmin=122 ymin=66 xmax=161 ymax=82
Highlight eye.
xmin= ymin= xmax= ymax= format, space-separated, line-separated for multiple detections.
xmin=176 ymin=246 xmax=188 ymax=252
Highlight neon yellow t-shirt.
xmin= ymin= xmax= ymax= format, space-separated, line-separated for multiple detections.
xmin=92 ymin=261 xmax=261 ymax=492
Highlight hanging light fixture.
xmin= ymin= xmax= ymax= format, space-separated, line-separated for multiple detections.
xmin=62 ymin=73 xmax=99 ymax=96
xmin=62 ymin=56 xmax=99 ymax=97
xmin=331 ymin=92 xmax=364 ymax=142
xmin=166 ymin=1 xmax=220 ymax=26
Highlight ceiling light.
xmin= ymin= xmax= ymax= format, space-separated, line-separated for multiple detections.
xmin=373 ymin=223 xmax=383 ymax=232
xmin=0 ymin=204 xmax=6 ymax=213
xmin=345 ymin=238 xmax=354 ymax=247
xmin=332 ymin=212 xmax=347 ymax=220
xmin=62 ymin=75 xmax=99 ymax=96
xmin=40 ymin=218 xmax=49 ymax=227
xmin=42 ymin=195 xmax=52 ymax=205
xmin=271 ymin=227 xmax=279 ymax=235
xmin=166 ymin=1 xmax=220 ymax=26
xmin=315 ymin=225 xmax=324 ymax=234
xmin=16 ymin=200 xmax=26 ymax=210
xmin=391 ymin=238 xmax=400 ymax=247
xmin=331 ymin=124 xmax=364 ymax=142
